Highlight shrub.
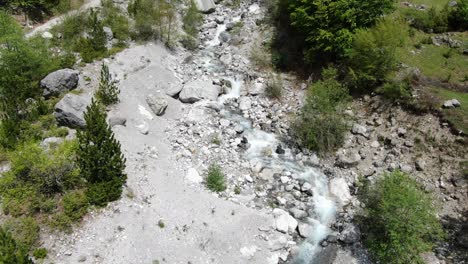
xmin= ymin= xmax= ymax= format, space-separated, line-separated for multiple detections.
xmin=0 ymin=227 xmax=33 ymax=264
xmin=205 ymin=164 xmax=226 ymax=192
xmin=449 ymin=0 xmax=468 ymax=30
xmin=32 ymin=248 xmax=47 ymax=259
xmin=346 ymin=18 xmax=408 ymax=92
xmin=63 ymin=190 xmax=88 ymax=221
xmin=102 ymin=0 xmax=130 ymax=43
xmin=403 ymin=7 xmax=449 ymax=33
xmin=359 ymin=171 xmax=444 ymax=264
xmin=292 ymin=67 xmax=350 ymax=154
xmin=265 ymin=74 xmax=283 ymax=99
xmin=179 ymin=34 xmax=198 ymax=50
xmin=77 ymin=99 xmax=126 ymax=206
xmin=3 ymin=217 xmax=39 ymax=251
xmin=95 ymin=63 xmax=120 ymax=105
xmin=377 ymin=81 xmax=412 ymax=103
xmin=0 ymin=11 xmax=23 ymax=44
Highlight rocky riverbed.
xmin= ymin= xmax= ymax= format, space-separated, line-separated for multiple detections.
xmin=29 ymin=0 xmax=468 ymax=263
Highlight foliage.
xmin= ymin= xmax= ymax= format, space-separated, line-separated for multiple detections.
xmin=359 ymin=170 xmax=444 ymax=264
xmin=32 ymin=248 xmax=47 ymax=259
xmin=377 ymin=81 xmax=412 ymax=103
xmin=346 ymin=18 xmax=408 ymax=92
xmin=293 ymin=68 xmax=350 ymax=154
xmin=0 ymin=11 xmax=22 ymax=44
xmin=402 ymin=7 xmax=449 ymax=33
xmin=285 ymin=0 xmax=395 ymax=61
xmin=101 ymin=0 xmax=130 ymax=43
xmin=62 ymin=190 xmax=88 ymax=221
xmin=449 ymin=0 xmax=468 ymax=30
xmin=0 ymin=227 xmax=33 ymax=264
xmin=96 ymin=63 xmax=120 ymax=106
xmin=205 ymin=164 xmax=226 ymax=192
xmin=128 ymin=0 xmax=176 ymax=44
xmin=77 ymin=99 xmax=126 ymax=206
xmin=183 ymin=0 xmax=202 ymax=37
xmin=265 ymin=74 xmax=283 ymax=99
xmin=3 ymin=217 xmax=39 ymax=251
xmin=179 ymin=34 xmax=198 ymax=50
xmin=0 ymin=140 xmax=81 ymax=216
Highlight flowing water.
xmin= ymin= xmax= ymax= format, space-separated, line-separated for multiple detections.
xmin=203 ymin=19 xmax=337 ymax=264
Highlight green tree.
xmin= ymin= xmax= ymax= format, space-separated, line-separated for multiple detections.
xmin=183 ymin=0 xmax=202 ymax=37
xmin=449 ymin=0 xmax=468 ymax=30
xmin=77 ymin=99 xmax=126 ymax=206
xmin=346 ymin=18 xmax=408 ymax=92
xmin=359 ymin=171 xmax=444 ymax=264
xmin=0 ymin=227 xmax=33 ymax=264
xmin=286 ymin=0 xmax=395 ymax=61
xmin=87 ymin=8 xmax=106 ymax=52
xmin=95 ymin=63 xmax=120 ymax=106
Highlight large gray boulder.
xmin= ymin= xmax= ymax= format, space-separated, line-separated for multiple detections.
xmin=146 ymin=93 xmax=168 ymax=116
xmin=179 ymin=80 xmax=220 ymax=103
xmin=41 ymin=69 xmax=79 ymax=98
xmin=194 ymin=0 xmax=216 ymax=13
xmin=54 ymin=94 xmax=91 ymax=128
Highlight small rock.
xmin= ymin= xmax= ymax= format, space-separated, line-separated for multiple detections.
xmin=146 ymin=93 xmax=168 ymax=116
xmin=397 ymin=127 xmax=407 ymax=137
xmin=443 ymin=99 xmax=461 ymax=108
xmin=329 ymin=178 xmax=351 ymax=205
xmin=289 ymin=208 xmax=308 ymax=219
xmin=239 ymin=97 xmax=252 ymax=111
xmin=336 ymin=151 xmax=361 ymax=168
xmin=186 ymin=168 xmax=202 ymax=184
xmin=78 ymin=255 xmax=87 ymax=262
xmin=415 ymin=158 xmax=426 ymax=171
xmin=275 ymin=145 xmax=285 ymax=155
xmin=108 ymin=116 xmax=127 ymax=127
xmin=339 ymin=223 xmax=361 ymax=244
xmin=298 ymin=223 xmax=313 ymax=238
xmin=273 ymin=208 xmax=298 ymax=234
xmin=351 ymin=124 xmax=369 ymax=138
xmin=41 ymin=31 xmax=53 ymax=39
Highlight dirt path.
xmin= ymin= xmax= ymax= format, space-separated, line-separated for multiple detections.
xmin=26 ymin=0 xmax=101 ymax=38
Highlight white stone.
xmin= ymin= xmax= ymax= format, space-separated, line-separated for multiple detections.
xmin=329 ymin=178 xmax=351 ymax=205
xmin=240 ymin=246 xmax=257 ymax=259
xmin=186 ymin=168 xmax=202 ymax=184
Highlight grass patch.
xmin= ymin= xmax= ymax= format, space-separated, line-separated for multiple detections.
xmin=428 ymin=87 xmax=468 ymax=133
xmin=205 ymin=164 xmax=226 ymax=192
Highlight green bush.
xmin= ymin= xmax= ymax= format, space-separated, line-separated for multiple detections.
xmin=63 ymin=190 xmax=88 ymax=221
xmin=403 ymin=7 xmax=449 ymax=33
xmin=96 ymin=63 xmax=120 ymax=105
xmin=0 ymin=227 xmax=33 ymax=264
xmin=102 ymin=0 xmax=130 ymax=43
xmin=265 ymin=74 xmax=283 ymax=99
xmin=0 ymin=140 xmax=81 ymax=216
xmin=346 ymin=18 xmax=407 ymax=92
xmin=0 ymin=11 xmax=23 ymax=43
xmin=449 ymin=0 xmax=468 ymax=30
xmin=377 ymin=81 xmax=412 ymax=103
xmin=32 ymin=247 xmax=47 ymax=259
xmin=293 ymin=67 xmax=350 ymax=154
xmin=359 ymin=170 xmax=444 ymax=264
xmin=3 ymin=217 xmax=39 ymax=251
xmin=77 ymin=99 xmax=127 ymax=206
xmin=179 ymin=34 xmax=198 ymax=50
xmin=205 ymin=164 xmax=226 ymax=192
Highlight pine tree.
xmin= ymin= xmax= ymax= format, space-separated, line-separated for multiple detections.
xmin=95 ymin=63 xmax=120 ymax=106
xmin=77 ymin=99 xmax=126 ymax=206
xmin=0 ymin=227 xmax=34 ymax=264
xmin=88 ymin=8 xmax=107 ymax=52
xmin=183 ymin=0 xmax=202 ymax=37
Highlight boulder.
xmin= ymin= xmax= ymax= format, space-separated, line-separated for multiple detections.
xmin=329 ymin=178 xmax=351 ymax=205
xmin=165 ymin=84 xmax=183 ymax=98
xmin=194 ymin=0 xmax=216 ymax=13
xmin=54 ymin=94 xmax=91 ymax=128
xmin=146 ymin=93 xmax=168 ymax=116
xmin=40 ymin=137 xmax=64 ymax=150
xmin=297 ymin=223 xmax=313 ymax=238
xmin=219 ymin=31 xmax=231 ymax=43
xmin=273 ymin=209 xmax=298 ymax=233
xmin=336 ymin=151 xmax=361 ymax=168
xmin=41 ymin=69 xmax=79 ymax=98
xmin=339 ymin=223 xmax=361 ymax=244
xmin=108 ymin=116 xmax=127 ymax=127
xmin=249 ymin=81 xmax=265 ymax=95
xmin=443 ymin=99 xmax=461 ymax=108
xmin=179 ymin=80 xmax=220 ymax=103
